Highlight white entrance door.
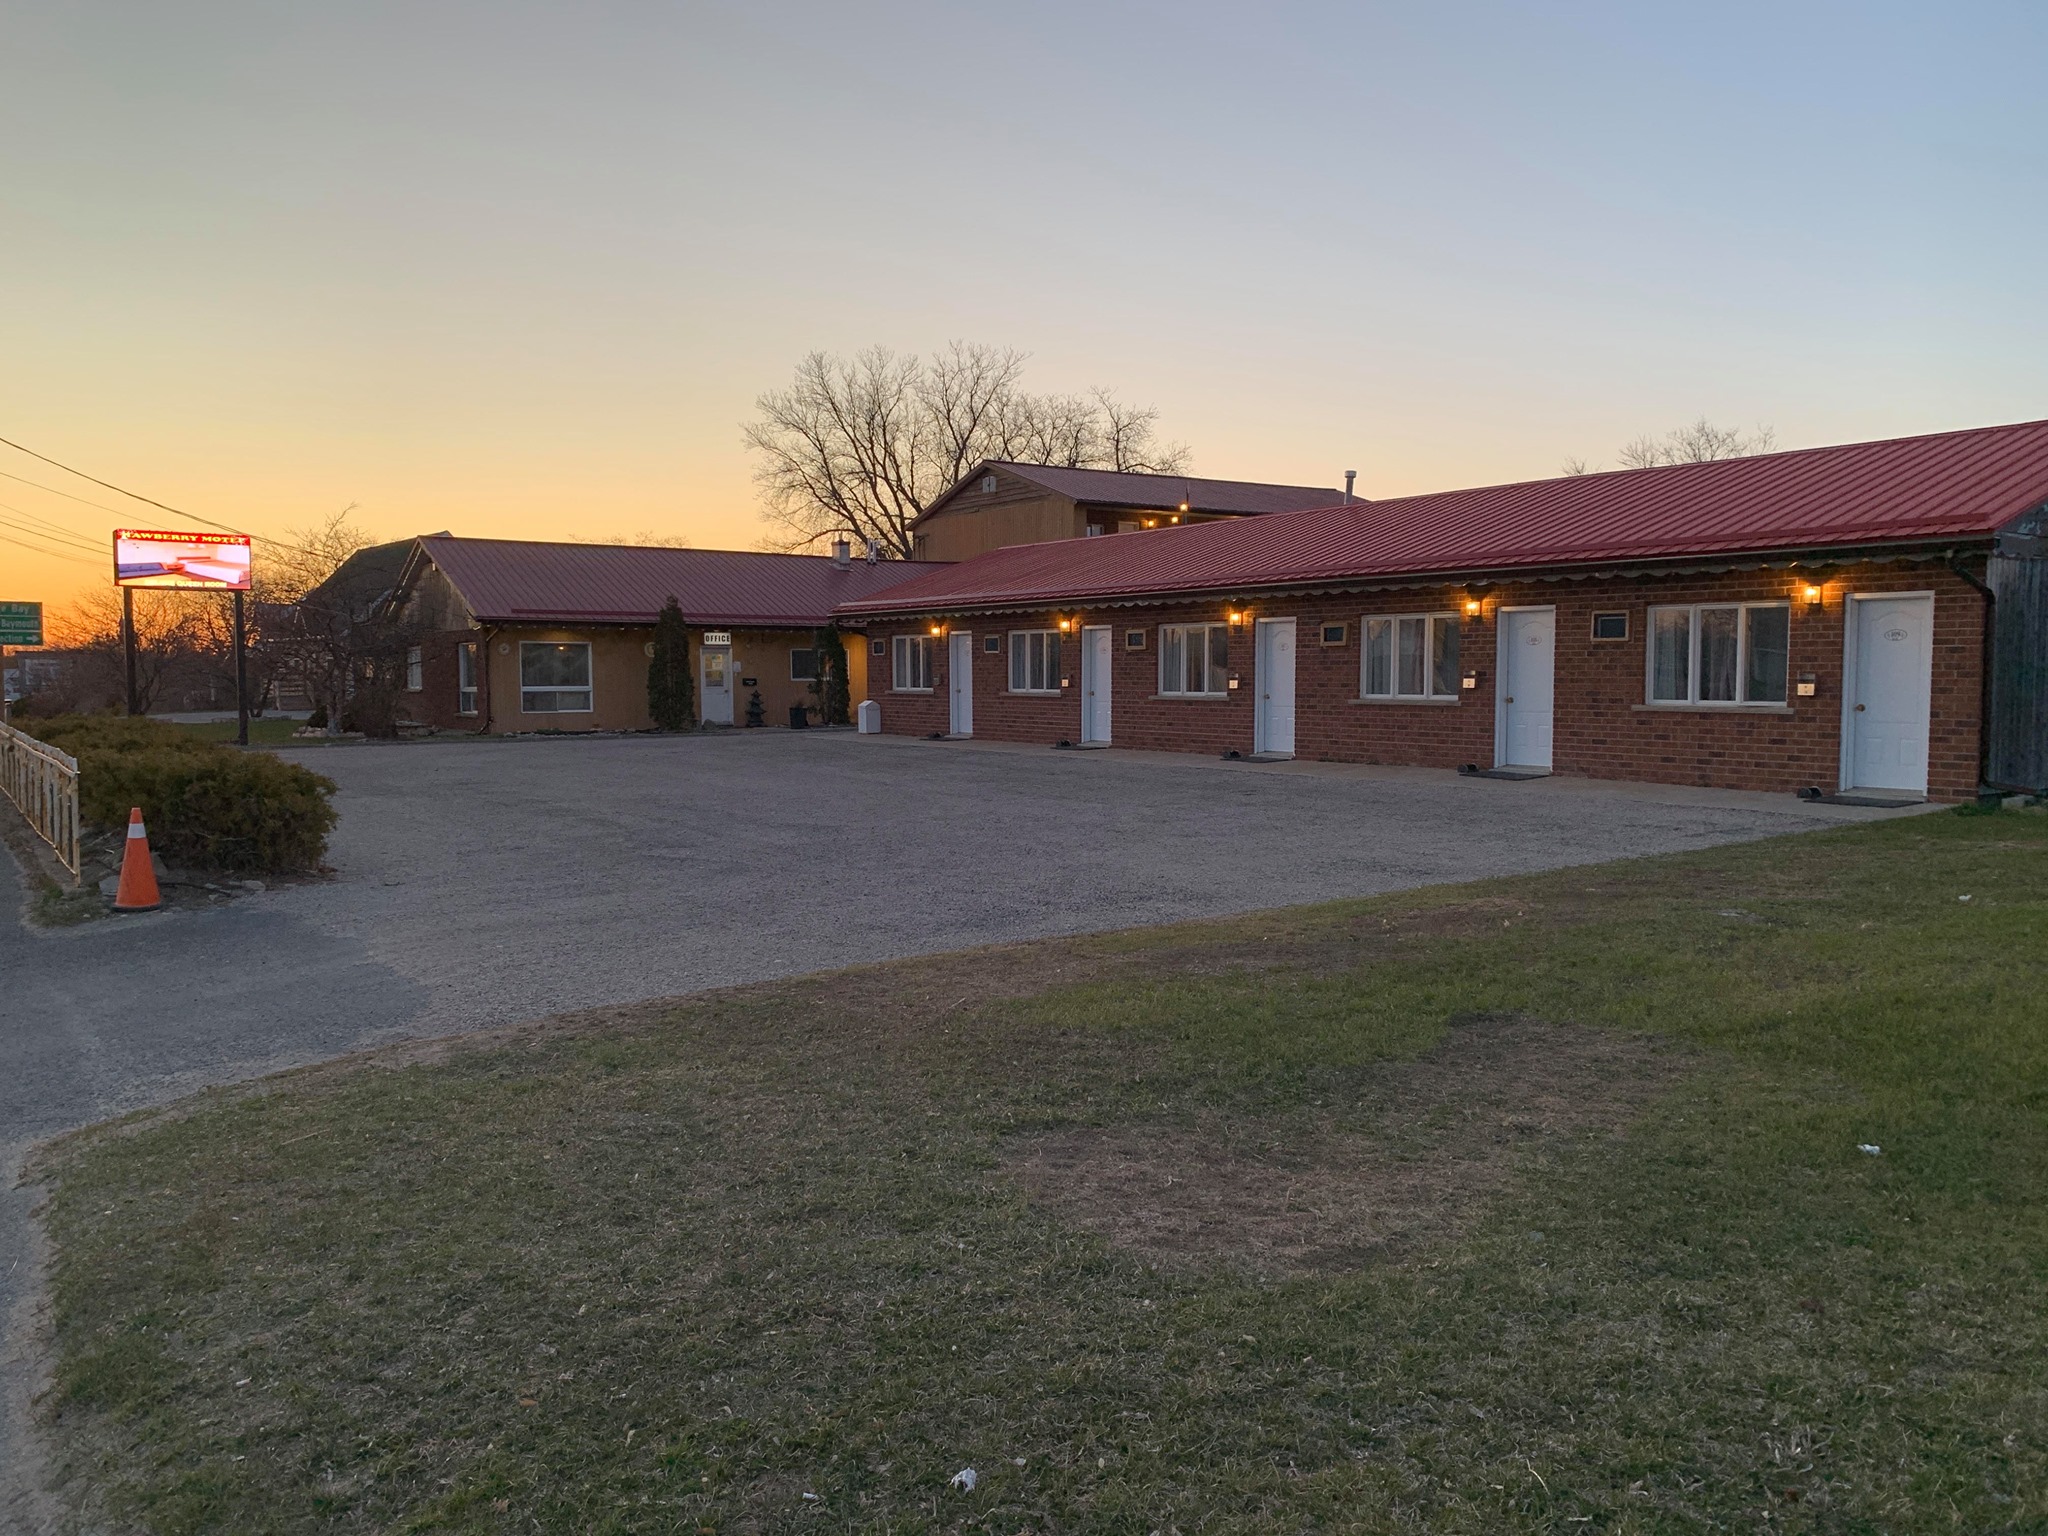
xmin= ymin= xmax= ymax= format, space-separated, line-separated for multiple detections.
xmin=948 ymin=631 xmax=974 ymax=736
xmin=1846 ymin=594 xmax=1933 ymax=794
xmin=1081 ymin=626 xmax=1112 ymax=743
xmin=1497 ymin=608 xmax=1555 ymax=768
xmin=700 ymin=645 xmax=733 ymax=724
xmin=1254 ymin=618 xmax=1297 ymax=757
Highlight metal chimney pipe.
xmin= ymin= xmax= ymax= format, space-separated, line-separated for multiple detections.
xmin=865 ymin=538 xmax=881 ymax=565
xmin=1343 ymin=470 xmax=1356 ymax=504
xmin=831 ymin=538 xmax=851 ymax=569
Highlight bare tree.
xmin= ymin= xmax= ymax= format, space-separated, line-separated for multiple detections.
xmin=47 ymin=588 xmax=211 ymax=714
xmin=1564 ymin=419 xmax=1778 ymax=476
xmin=745 ymin=342 xmax=1190 ymax=557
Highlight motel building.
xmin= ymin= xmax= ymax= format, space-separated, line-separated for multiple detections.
xmin=386 ymin=536 xmax=944 ymax=733
xmin=836 ymin=419 xmax=2048 ymax=802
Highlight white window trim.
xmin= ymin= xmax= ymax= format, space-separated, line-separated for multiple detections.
xmin=457 ymin=643 xmax=478 ymax=716
xmin=891 ymin=634 xmax=934 ymax=693
xmin=789 ymin=647 xmax=821 ymax=683
xmin=1158 ymin=622 xmax=1230 ymax=699
xmin=1360 ymin=612 xmax=1461 ymax=701
xmin=518 ymin=640 xmax=594 ymax=714
xmin=405 ymin=646 xmax=423 ymax=692
xmin=1644 ymin=601 xmax=1791 ymax=708
xmin=1007 ymin=629 xmax=1061 ymax=695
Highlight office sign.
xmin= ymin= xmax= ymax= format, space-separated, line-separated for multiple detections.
xmin=702 ymin=631 xmax=733 ymax=646
xmin=0 ymin=601 xmax=41 ymax=645
xmin=114 ymin=529 xmax=253 ymax=590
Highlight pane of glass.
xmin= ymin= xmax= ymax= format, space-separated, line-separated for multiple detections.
xmin=1009 ymin=637 xmax=1025 ymax=691
xmin=1161 ymin=628 xmax=1184 ymax=693
xmin=1186 ymin=629 xmax=1206 ymax=694
xmin=1745 ymin=606 xmax=1789 ymax=702
xmin=703 ymin=651 xmax=727 ymax=688
xmin=1397 ymin=616 xmax=1426 ymax=696
xmin=1698 ymin=607 xmax=1739 ymax=701
xmin=523 ymin=644 xmax=588 ymax=687
xmin=1048 ymin=634 xmax=1062 ymax=690
xmin=1431 ymin=616 xmax=1460 ymax=697
xmin=1207 ymin=625 xmax=1228 ymax=689
xmin=1365 ymin=619 xmax=1391 ymax=696
xmin=790 ymin=648 xmax=818 ymax=680
xmin=1650 ymin=609 xmax=1690 ymax=700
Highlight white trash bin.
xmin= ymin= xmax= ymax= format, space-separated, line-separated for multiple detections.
xmin=856 ymin=699 xmax=881 ymax=734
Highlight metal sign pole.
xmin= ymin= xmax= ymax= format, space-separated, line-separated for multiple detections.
xmin=233 ymin=589 xmax=249 ymax=746
xmin=123 ymin=587 xmax=139 ymax=716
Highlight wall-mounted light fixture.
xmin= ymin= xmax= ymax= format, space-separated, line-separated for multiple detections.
xmin=1169 ymin=514 xmax=1181 ymax=524
xmin=1226 ymin=608 xmax=1247 ymax=627
xmin=1464 ymin=597 xmax=1483 ymax=618
xmin=1057 ymin=616 xmax=1073 ymax=632
xmin=929 ymin=623 xmax=946 ymax=637
xmin=1801 ymin=583 xmax=1824 ymax=612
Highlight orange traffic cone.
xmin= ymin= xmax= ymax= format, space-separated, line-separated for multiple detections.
xmin=113 ymin=806 xmax=162 ymax=912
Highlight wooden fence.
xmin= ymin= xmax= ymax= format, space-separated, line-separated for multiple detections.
xmin=0 ymin=721 xmax=81 ymax=878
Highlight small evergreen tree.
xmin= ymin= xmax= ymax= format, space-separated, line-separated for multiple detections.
xmin=812 ymin=623 xmax=851 ymax=725
xmin=647 ymin=596 xmax=694 ymax=730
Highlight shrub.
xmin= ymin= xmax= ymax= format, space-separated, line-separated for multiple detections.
xmin=29 ymin=715 xmax=338 ymax=875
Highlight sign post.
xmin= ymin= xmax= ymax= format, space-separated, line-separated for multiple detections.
xmin=112 ymin=530 xmax=254 ymax=727
xmin=0 ymin=601 xmax=43 ymax=725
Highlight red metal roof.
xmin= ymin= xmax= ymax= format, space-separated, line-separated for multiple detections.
xmin=915 ymin=460 xmax=1343 ymax=525
xmin=841 ymin=418 xmax=2048 ymax=616
xmin=415 ymin=537 xmax=947 ymax=627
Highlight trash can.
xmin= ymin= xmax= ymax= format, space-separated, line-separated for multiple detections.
xmin=857 ymin=699 xmax=881 ymax=734
xmin=788 ymin=703 xmax=809 ymax=729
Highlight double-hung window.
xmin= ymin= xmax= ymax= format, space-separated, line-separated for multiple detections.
xmin=891 ymin=634 xmax=934 ymax=691
xmin=1362 ymin=613 xmax=1460 ymax=699
xmin=789 ymin=647 xmax=821 ymax=682
xmin=405 ymin=646 xmax=423 ymax=692
xmin=519 ymin=641 xmax=593 ymax=713
xmin=457 ymin=643 xmax=478 ymax=715
xmin=1647 ymin=603 xmax=1789 ymax=705
xmin=1159 ymin=623 xmax=1229 ymax=697
xmin=1008 ymin=630 xmax=1060 ymax=693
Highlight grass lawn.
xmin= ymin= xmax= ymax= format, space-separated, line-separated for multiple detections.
xmin=167 ymin=717 xmax=308 ymax=747
xmin=35 ymin=810 xmax=2048 ymax=1533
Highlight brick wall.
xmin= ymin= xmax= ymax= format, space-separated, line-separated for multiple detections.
xmin=860 ymin=559 xmax=1985 ymax=799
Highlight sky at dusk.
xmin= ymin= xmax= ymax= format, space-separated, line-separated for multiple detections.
xmin=3 ymin=0 xmax=2044 ymax=614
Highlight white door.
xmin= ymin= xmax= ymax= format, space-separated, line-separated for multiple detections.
xmin=700 ymin=645 xmax=733 ymax=724
xmin=1497 ymin=608 xmax=1555 ymax=768
xmin=949 ymin=631 xmax=973 ymax=736
xmin=1846 ymin=594 xmax=1932 ymax=793
xmin=1081 ymin=626 xmax=1112 ymax=743
xmin=1254 ymin=618 xmax=1297 ymax=756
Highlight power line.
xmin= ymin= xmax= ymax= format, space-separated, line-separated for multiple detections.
xmin=0 ymin=510 xmax=106 ymax=556
xmin=0 ymin=498 xmax=110 ymax=551
xmin=0 ymin=432 xmax=255 ymax=539
xmin=0 ymin=468 xmax=151 ymax=522
xmin=0 ymin=527 xmax=101 ymax=567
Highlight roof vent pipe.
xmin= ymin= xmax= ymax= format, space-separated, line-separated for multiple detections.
xmin=830 ymin=537 xmax=851 ymax=569
xmin=865 ymin=538 xmax=881 ymax=565
xmin=1343 ymin=470 xmax=1356 ymax=504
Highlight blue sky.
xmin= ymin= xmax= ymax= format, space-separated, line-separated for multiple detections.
xmin=3 ymin=1 xmax=2043 ymax=604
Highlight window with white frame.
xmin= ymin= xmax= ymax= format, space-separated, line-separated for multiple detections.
xmin=789 ymin=647 xmax=820 ymax=682
xmin=1008 ymin=630 xmax=1060 ymax=692
xmin=1362 ymin=614 xmax=1460 ymax=699
xmin=1647 ymin=603 xmax=1789 ymax=705
xmin=457 ymin=643 xmax=478 ymax=715
xmin=405 ymin=646 xmax=423 ymax=691
xmin=1159 ymin=623 xmax=1229 ymax=696
xmin=520 ymin=641 xmax=593 ymax=712
xmin=891 ymin=634 xmax=934 ymax=691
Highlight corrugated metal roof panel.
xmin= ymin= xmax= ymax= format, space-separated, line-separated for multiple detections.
xmin=418 ymin=538 xmax=947 ymax=627
xmin=983 ymin=461 xmax=1344 ymax=515
xmin=843 ymin=419 xmax=2048 ymax=615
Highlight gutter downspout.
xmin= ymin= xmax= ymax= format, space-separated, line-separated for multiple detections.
xmin=1946 ymin=552 xmax=2002 ymax=798
xmin=478 ymin=624 xmax=501 ymax=736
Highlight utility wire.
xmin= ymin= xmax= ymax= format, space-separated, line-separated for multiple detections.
xmin=0 ymin=435 xmax=333 ymax=559
xmin=0 ymin=527 xmax=101 ymax=567
xmin=0 ymin=499 xmax=109 ymax=552
xmin=0 ymin=515 xmax=106 ymax=558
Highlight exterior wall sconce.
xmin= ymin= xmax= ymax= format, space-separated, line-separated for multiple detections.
xmin=1227 ymin=608 xmax=1247 ymax=627
xmin=929 ymin=623 xmax=945 ymax=637
xmin=1801 ymin=583 xmax=1824 ymax=611
xmin=1057 ymin=616 xmax=1073 ymax=632
xmin=1463 ymin=597 xmax=1483 ymax=618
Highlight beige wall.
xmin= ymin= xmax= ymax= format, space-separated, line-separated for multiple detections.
xmin=913 ymin=466 xmax=1082 ymax=560
xmin=479 ymin=624 xmax=872 ymax=733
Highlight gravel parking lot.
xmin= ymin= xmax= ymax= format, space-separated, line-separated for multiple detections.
xmin=1 ymin=727 xmax=1923 ymax=1526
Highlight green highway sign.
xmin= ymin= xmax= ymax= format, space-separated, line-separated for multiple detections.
xmin=0 ymin=601 xmax=44 ymax=645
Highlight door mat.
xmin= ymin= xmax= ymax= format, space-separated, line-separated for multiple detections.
xmin=1461 ymin=767 xmax=1551 ymax=781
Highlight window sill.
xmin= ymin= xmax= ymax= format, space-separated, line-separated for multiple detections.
xmin=1151 ymin=693 xmax=1234 ymax=702
xmin=892 ymin=687 xmax=934 ymax=695
xmin=1631 ymin=702 xmax=1795 ymax=715
xmin=1351 ymin=695 xmax=1460 ymax=706
xmin=1004 ymin=689 xmax=1063 ymax=698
